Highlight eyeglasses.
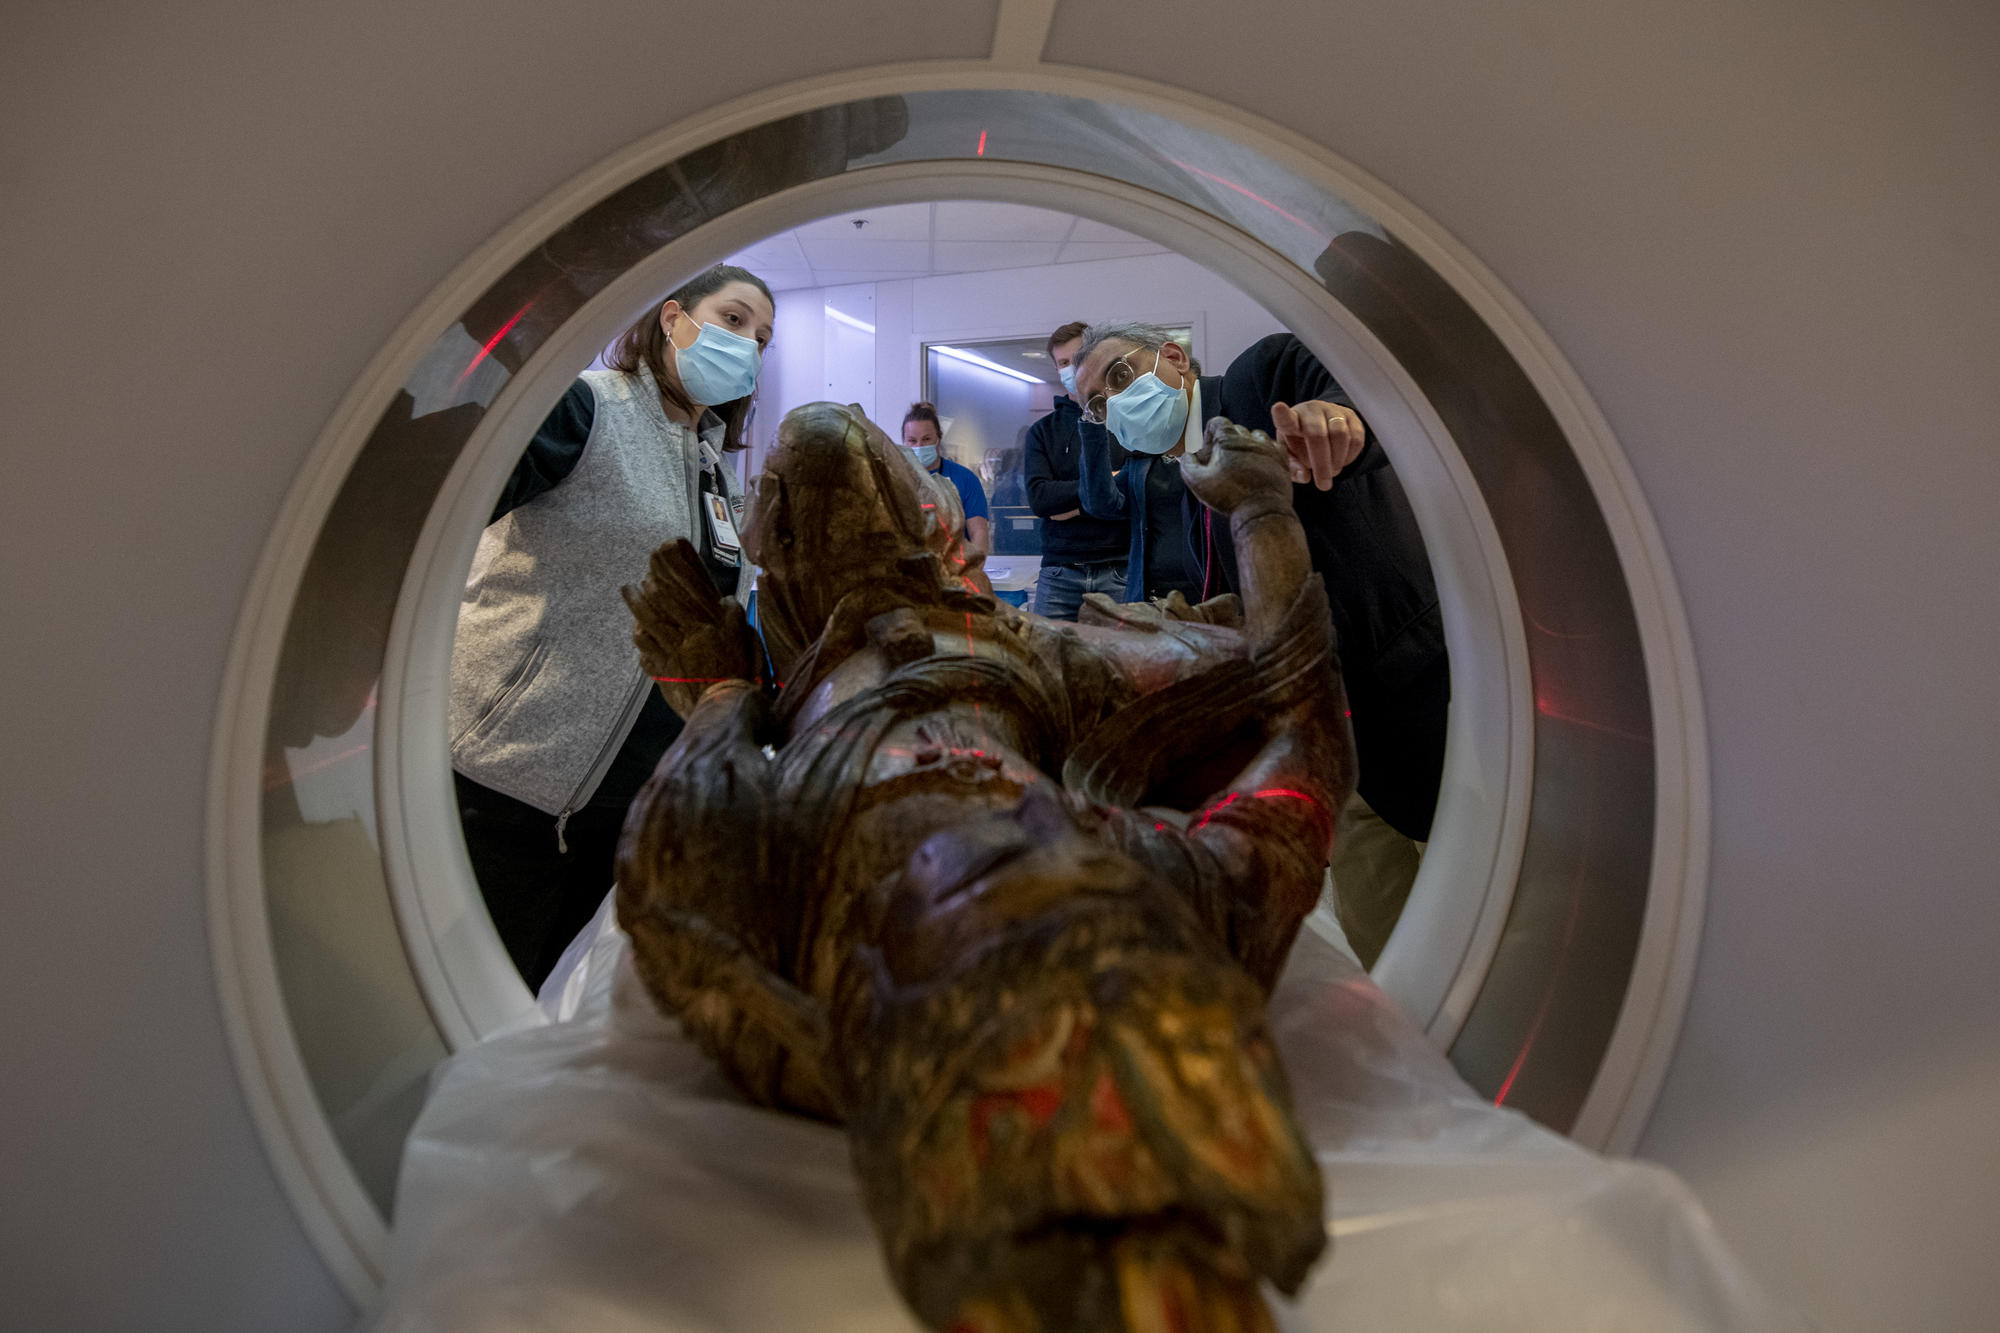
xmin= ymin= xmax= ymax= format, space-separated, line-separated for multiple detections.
xmin=1078 ymin=348 xmax=1156 ymax=425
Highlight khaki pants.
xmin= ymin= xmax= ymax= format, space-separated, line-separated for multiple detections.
xmin=1329 ymin=792 xmax=1424 ymax=969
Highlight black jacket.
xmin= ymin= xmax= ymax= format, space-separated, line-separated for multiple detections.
xmin=1023 ymin=396 xmax=1130 ymax=564
xmin=1080 ymin=333 xmax=1449 ymax=839
xmin=1216 ymin=335 xmax=1450 ymax=839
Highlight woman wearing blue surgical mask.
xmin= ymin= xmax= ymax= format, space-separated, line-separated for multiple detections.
xmin=450 ymin=265 xmax=775 ymax=987
xmin=901 ymin=402 xmax=991 ymax=556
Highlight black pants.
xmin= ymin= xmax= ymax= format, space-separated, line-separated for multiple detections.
xmin=1347 ymin=655 xmax=1451 ymax=843
xmin=454 ymin=772 xmax=628 ymax=990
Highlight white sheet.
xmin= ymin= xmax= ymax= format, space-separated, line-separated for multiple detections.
xmin=365 ymin=904 xmax=1806 ymax=1331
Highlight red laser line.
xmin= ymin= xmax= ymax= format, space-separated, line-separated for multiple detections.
xmin=1252 ymin=786 xmax=1323 ymax=817
xmin=1253 ymin=786 xmax=1334 ymax=846
xmin=1201 ymin=508 xmax=1216 ymax=599
xmin=263 ymin=742 xmax=369 ymax=791
xmin=1191 ymin=790 xmax=1242 ymax=833
xmin=1164 ymin=157 xmax=1331 ymax=246
xmin=976 ymin=130 xmax=987 ymax=156
xmin=1492 ymin=747 xmax=1605 ymax=1107
xmin=963 ymin=607 xmax=990 ymax=744
xmin=1525 ymin=611 xmax=1600 ymax=641
xmin=1534 ymin=697 xmax=1653 ymax=746
xmin=454 ymin=302 xmax=533 ymax=387
xmin=1492 ymin=847 xmax=1592 ymax=1107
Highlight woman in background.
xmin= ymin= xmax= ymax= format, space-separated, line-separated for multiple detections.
xmin=900 ymin=401 xmax=990 ymax=555
xmin=450 ymin=265 xmax=774 ymax=987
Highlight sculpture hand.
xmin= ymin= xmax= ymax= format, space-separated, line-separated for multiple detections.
xmin=1185 ymin=419 xmax=1313 ymax=648
xmin=622 ymin=538 xmax=762 ymax=717
xmin=1182 ymin=418 xmax=1296 ymax=521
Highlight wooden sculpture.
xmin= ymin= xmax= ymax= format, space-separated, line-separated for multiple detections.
xmin=616 ymin=401 xmax=1354 ymax=1333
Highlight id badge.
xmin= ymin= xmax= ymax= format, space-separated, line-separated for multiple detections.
xmin=704 ymin=490 xmax=741 ymax=566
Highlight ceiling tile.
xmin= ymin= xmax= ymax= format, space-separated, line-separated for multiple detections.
xmin=796 ymin=236 xmax=934 ymax=269
xmin=1055 ymin=240 xmax=1171 ymax=263
xmin=754 ymin=269 xmax=820 ymax=292
xmin=727 ymin=233 xmax=808 ymax=268
xmin=932 ymin=201 xmax=1075 ymax=241
xmin=793 ymin=202 xmax=933 ymax=242
xmin=932 ymin=240 xmax=1065 ymax=271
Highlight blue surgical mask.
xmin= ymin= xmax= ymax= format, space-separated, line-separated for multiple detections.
xmin=671 ymin=320 xmax=761 ymax=405
xmin=1058 ymin=365 xmax=1078 ymax=396
xmin=907 ymin=443 xmax=939 ymax=469
xmin=1105 ymin=365 xmax=1191 ymax=455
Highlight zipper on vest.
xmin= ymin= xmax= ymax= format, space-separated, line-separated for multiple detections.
xmin=553 ymin=671 xmax=652 ymax=853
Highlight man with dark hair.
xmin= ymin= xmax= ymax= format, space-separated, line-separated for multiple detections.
xmin=1022 ymin=320 xmax=1130 ymax=619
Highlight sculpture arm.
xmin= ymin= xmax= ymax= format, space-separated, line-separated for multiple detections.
xmin=1058 ymin=422 xmax=1341 ymax=803
xmin=1174 ymin=422 xmax=1356 ymax=985
xmin=622 ymin=537 xmax=765 ymax=719
xmin=616 ymin=679 xmax=839 ymax=1118
xmin=1180 ymin=419 xmax=1316 ymax=650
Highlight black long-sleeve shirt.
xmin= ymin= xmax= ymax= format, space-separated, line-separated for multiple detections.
xmin=487 ymin=380 xmax=598 ymax=522
xmin=1022 ymin=396 xmax=1130 ymax=564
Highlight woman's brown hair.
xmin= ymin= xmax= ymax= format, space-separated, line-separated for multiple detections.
xmin=902 ymin=401 xmax=942 ymax=435
xmin=605 ymin=264 xmax=773 ymax=452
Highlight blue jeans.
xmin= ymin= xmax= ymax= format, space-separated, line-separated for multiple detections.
xmin=1032 ymin=559 xmax=1127 ymax=621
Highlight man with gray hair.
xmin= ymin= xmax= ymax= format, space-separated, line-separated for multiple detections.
xmin=1074 ymin=323 xmax=1448 ymax=965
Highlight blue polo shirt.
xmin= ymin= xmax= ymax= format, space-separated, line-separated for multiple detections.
xmin=933 ymin=456 xmax=989 ymax=523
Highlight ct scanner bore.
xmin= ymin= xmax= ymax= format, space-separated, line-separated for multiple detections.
xmin=208 ymin=84 xmax=1705 ymax=1297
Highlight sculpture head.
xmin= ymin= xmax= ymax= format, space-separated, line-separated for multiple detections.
xmin=741 ymin=401 xmax=971 ymax=671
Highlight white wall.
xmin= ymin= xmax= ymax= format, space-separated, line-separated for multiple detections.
xmin=821 ymin=283 xmax=879 ymax=423
xmin=5 ymin=4 xmax=1997 ymax=1331
xmin=755 ymin=250 xmax=1282 ymax=443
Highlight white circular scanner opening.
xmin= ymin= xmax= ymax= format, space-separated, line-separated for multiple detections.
xmin=207 ymin=78 xmax=1707 ymax=1299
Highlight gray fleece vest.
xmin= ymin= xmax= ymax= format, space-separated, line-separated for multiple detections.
xmin=449 ymin=365 xmax=737 ymax=815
